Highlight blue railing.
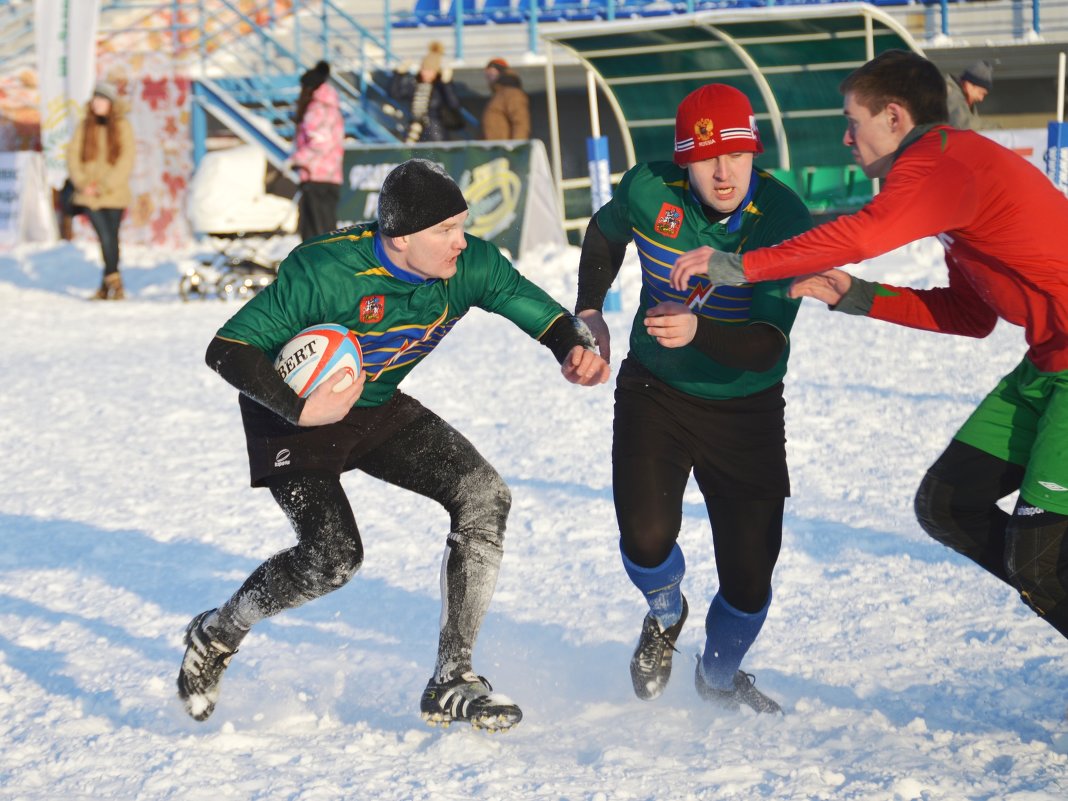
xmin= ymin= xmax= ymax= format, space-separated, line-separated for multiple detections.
xmin=388 ymin=0 xmax=1068 ymax=53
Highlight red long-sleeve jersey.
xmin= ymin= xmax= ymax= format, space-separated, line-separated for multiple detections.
xmin=743 ymin=126 xmax=1068 ymax=372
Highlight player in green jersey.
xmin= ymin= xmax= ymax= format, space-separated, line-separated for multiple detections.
xmin=176 ymin=159 xmax=609 ymax=730
xmin=576 ymin=84 xmax=813 ymax=713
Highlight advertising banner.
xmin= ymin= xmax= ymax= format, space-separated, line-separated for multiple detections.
xmin=0 ymin=151 xmax=57 ymax=250
xmin=34 ymin=0 xmax=101 ymax=189
xmin=0 ymin=152 xmax=19 ymax=247
xmin=339 ymin=140 xmax=564 ymax=260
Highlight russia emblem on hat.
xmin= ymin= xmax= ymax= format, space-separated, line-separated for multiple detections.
xmin=674 ymin=84 xmax=763 ymax=166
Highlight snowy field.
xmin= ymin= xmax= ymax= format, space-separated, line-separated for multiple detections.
xmin=1 ymin=232 xmax=1067 ymax=801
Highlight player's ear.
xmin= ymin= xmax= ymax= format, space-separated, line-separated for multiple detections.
xmin=885 ymin=101 xmax=911 ymax=132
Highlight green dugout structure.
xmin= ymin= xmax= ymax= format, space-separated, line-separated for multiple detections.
xmin=540 ymin=3 xmax=924 ymax=230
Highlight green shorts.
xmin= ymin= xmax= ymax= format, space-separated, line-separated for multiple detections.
xmin=956 ymin=357 xmax=1068 ymax=514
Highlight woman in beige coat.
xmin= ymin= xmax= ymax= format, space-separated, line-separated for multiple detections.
xmin=66 ymin=81 xmax=135 ymax=300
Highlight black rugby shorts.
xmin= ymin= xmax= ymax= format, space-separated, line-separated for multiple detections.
xmin=239 ymin=390 xmax=428 ymax=487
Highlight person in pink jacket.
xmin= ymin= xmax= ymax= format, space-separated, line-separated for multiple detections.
xmin=292 ymin=61 xmax=344 ymax=241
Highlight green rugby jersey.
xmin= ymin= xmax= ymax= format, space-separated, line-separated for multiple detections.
xmin=596 ymin=161 xmax=813 ymax=399
xmin=217 ymin=223 xmax=567 ymax=408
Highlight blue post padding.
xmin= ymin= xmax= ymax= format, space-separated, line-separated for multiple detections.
xmin=603 ymin=286 xmax=622 ymax=312
xmin=621 ymin=541 xmax=685 ymax=626
xmin=587 ymin=135 xmax=621 ymax=311
xmin=1048 ymin=121 xmax=1068 ymax=147
xmin=1046 ymin=122 xmax=1068 ymax=194
xmin=587 ymin=136 xmax=612 ymax=213
xmin=700 ymin=590 xmax=771 ymax=690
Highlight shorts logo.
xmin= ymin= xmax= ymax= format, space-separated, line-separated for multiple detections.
xmin=360 ymin=295 xmax=385 ymax=324
xmin=655 ymin=203 xmax=684 ymax=238
xmin=274 ymin=448 xmax=291 ymax=468
xmin=694 ymin=118 xmax=715 ymax=142
xmin=1038 ymin=480 xmax=1068 ymax=492
xmin=1016 ymin=504 xmax=1045 ymax=516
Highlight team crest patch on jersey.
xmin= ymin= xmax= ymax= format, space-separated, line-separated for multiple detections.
xmin=655 ymin=203 xmax=684 ymax=238
xmin=694 ymin=118 xmax=715 ymax=142
xmin=360 ymin=295 xmax=385 ymax=324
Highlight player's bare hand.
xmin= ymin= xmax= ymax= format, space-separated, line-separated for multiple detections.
xmin=670 ymin=247 xmax=716 ymax=291
xmin=788 ymin=269 xmax=853 ymax=305
xmin=577 ymin=309 xmax=611 ymax=364
xmin=562 ymin=345 xmax=611 ymax=386
xmin=298 ymin=369 xmax=366 ymax=426
xmin=645 ymin=301 xmax=697 ymax=348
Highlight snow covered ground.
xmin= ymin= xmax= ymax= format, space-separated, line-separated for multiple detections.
xmin=1 ymin=233 xmax=1067 ymax=800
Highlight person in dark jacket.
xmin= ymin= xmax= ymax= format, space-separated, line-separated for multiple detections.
xmin=945 ymin=59 xmax=993 ymax=130
xmin=481 ymin=58 xmax=530 ymax=141
xmin=389 ymin=41 xmax=464 ymax=143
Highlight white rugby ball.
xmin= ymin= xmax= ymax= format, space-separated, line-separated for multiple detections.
xmin=274 ymin=324 xmax=363 ymax=398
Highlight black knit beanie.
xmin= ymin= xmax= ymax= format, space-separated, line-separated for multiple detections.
xmin=960 ymin=59 xmax=994 ymax=92
xmin=377 ymin=159 xmax=468 ymax=237
xmin=300 ymin=60 xmax=330 ymax=90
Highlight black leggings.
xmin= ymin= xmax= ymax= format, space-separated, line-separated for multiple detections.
xmin=298 ymin=181 xmax=340 ymax=241
xmin=916 ymin=439 xmax=1068 ymax=638
xmin=85 ymin=207 xmax=123 ymax=276
xmin=215 ymin=408 xmax=511 ymax=679
xmin=613 ymin=361 xmax=786 ymax=614
xmin=617 ymin=485 xmax=783 ymax=615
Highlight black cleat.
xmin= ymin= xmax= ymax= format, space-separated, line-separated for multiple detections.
xmin=419 ymin=672 xmax=522 ymax=731
xmin=176 ymin=609 xmax=236 ymax=722
xmin=695 ymin=659 xmax=782 ymax=715
xmin=630 ymin=596 xmax=689 ymax=700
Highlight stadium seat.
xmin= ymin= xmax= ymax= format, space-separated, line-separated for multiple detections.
xmin=484 ymin=0 xmax=524 ymax=23
xmin=393 ymin=0 xmax=442 ymax=27
xmin=552 ymin=0 xmax=602 ymax=21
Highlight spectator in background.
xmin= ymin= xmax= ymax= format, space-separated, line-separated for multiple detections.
xmin=389 ymin=41 xmax=464 ymax=143
xmin=946 ymin=59 xmax=994 ymax=130
xmin=66 ymin=80 xmax=135 ymax=301
xmin=292 ymin=60 xmax=344 ymax=241
xmin=481 ymin=58 xmax=530 ymax=141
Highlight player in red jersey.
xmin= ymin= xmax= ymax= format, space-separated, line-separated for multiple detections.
xmin=670 ymin=49 xmax=1068 ymax=643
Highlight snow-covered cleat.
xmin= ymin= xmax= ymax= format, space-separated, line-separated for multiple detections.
xmin=694 ymin=660 xmax=782 ymax=715
xmin=176 ymin=609 xmax=237 ymax=722
xmin=630 ymin=596 xmax=689 ymax=700
xmin=419 ymin=672 xmax=523 ymax=731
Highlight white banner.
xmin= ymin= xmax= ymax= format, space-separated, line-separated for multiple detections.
xmin=0 ymin=152 xmax=19 ymax=247
xmin=35 ymin=0 xmax=101 ymax=190
xmin=0 ymin=151 xmax=56 ymax=250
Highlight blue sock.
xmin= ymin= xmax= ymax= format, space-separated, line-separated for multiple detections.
xmin=621 ymin=542 xmax=685 ymax=628
xmin=700 ymin=590 xmax=771 ymax=690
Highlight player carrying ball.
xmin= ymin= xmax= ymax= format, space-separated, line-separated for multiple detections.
xmin=176 ymin=159 xmax=609 ymax=730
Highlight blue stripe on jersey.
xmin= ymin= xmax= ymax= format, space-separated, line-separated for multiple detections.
xmin=361 ymin=308 xmax=460 ymax=378
xmin=632 ymin=228 xmax=753 ymax=322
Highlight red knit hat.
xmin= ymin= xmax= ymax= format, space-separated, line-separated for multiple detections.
xmin=674 ymin=84 xmax=763 ymax=166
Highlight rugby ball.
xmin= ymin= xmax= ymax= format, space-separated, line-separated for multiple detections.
xmin=274 ymin=324 xmax=363 ymax=398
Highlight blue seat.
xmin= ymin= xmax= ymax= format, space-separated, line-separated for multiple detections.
xmin=392 ymin=0 xmax=441 ymax=27
xmin=521 ymin=0 xmax=565 ymax=22
xmin=484 ymin=0 xmax=524 ymax=23
xmin=429 ymin=0 xmax=489 ymax=25
xmin=554 ymin=0 xmax=606 ymax=20
xmin=395 ymin=0 xmax=490 ymax=27
xmin=634 ymin=0 xmax=679 ymax=17
xmin=593 ymin=0 xmax=666 ymax=19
